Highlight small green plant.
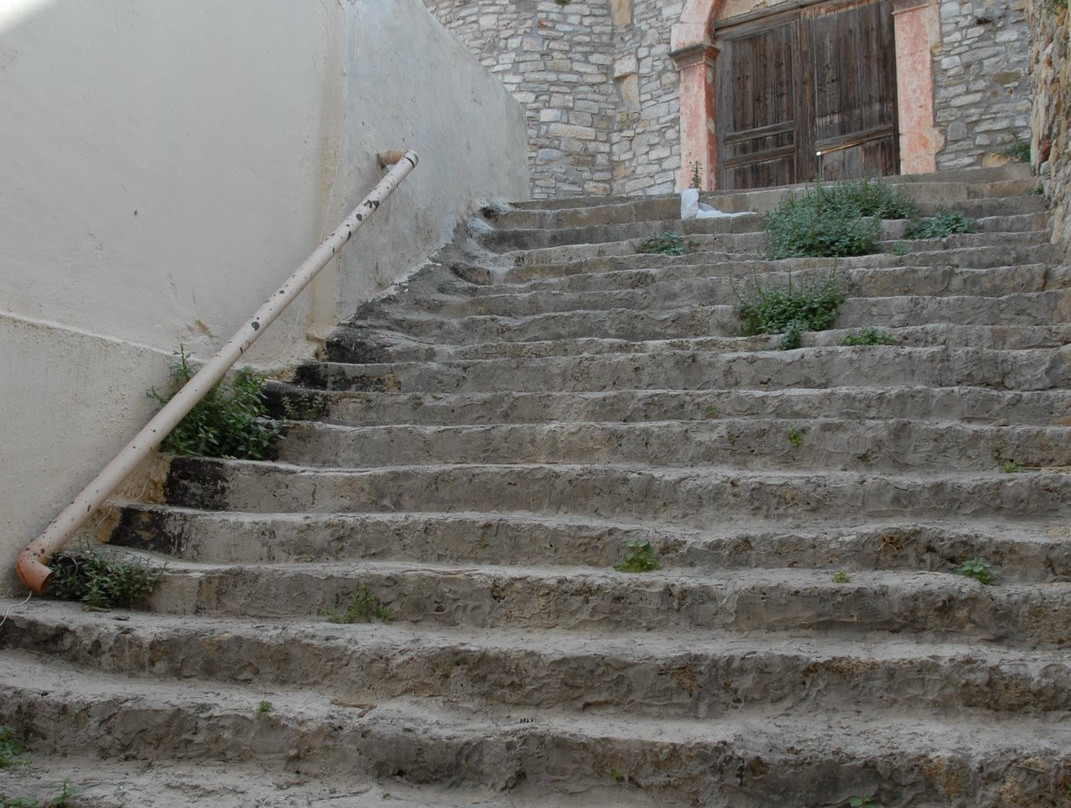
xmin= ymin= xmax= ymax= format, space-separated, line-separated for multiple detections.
xmin=610 ymin=767 xmax=625 ymax=783
xmin=957 ymin=557 xmax=997 ymax=585
xmin=787 ymin=427 xmax=803 ymax=447
xmin=324 ymin=584 xmax=391 ymax=623
xmin=832 ymin=570 xmax=851 ymax=583
xmin=763 ymin=178 xmax=916 ymax=259
xmin=839 ymin=327 xmax=896 ymax=346
xmin=903 ymin=208 xmax=976 ymax=240
xmin=704 ymin=405 xmax=719 ymax=418
xmin=887 ymin=243 xmax=908 ymax=256
xmin=555 ymin=0 xmax=572 ymax=4
xmin=1000 ymin=138 xmax=1031 ymax=163
xmin=614 ymin=540 xmax=661 ymax=573
xmin=734 ymin=270 xmax=845 ymax=348
xmin=48 ymin=544 xmax=162 ymax=609
xmin=638 ymin=231 xmax=685 ymax=256
xmin=148 ymin=346 xmax=280 ymax=459
xmin=256 ymin=700 xmax=273 ymax=714
xmin=1001 ymin=459 xmax=1024 ymax=474
xmin=848 ymin=797 xmax=880 ymax=808
xmin=690 ymin=161 xmax=703 ymax=190
xmin=436 ymin=281 xmax=458 ymax=295
xmin=0 ymin=727 xmax=27 ymax=768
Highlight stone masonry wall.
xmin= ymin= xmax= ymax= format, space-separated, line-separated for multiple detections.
xmin=1028 ymin=0 xmax=1071 ymax=253
xmin=425 ymin=0 xmax=682 ymax=198
xmin=429 ymin=0 xmax=1036 ymax=196
xmin=934 ymin=0 xmax=1033 ymax=169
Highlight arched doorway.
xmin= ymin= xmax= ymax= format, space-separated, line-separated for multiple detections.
xmin=671 ymin=0 xmax=939 ymax=190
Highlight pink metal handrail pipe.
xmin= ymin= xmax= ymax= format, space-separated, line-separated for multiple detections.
xmin=16 ymin=149 xmax=419 ymax=593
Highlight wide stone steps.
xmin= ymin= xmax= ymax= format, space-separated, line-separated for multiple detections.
xmin=5 ymin=167 xmax=1067 ymax=807
xmin=5 ymin=604 xmax=1071 ymax=718
xmin=2 ymin=648 xmax=1067 ymax=807
xmin=294 ymin=346 xmax=1070 ymax=395
xmin=271 ymin=419 xmax=1071 ymax=472
xmin=108 ymin=505 xmax=1071 ymax=581
xmin=159 ymin=458 xmax=1071 ymax=525
xmin=270 ymin=384 xmax=1071 ymax=428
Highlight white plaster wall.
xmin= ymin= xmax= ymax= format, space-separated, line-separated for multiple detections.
xmin=0 ymin=0 xmax=528 ymax=594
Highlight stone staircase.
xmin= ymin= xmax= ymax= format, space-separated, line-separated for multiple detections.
xmin=3 ymin=164 xmax=1071 ymax=807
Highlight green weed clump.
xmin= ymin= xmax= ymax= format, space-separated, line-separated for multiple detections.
xmin=148 ymin=346 xmax=280 ymax=460
xmin=638 ymin=231 xmax=685 ymax=256
xmin=763 ymin=178 xmax=916 ymax=259
xmin=903 ymin=208 xmax=976 ymax=240
xmin=839 ymin=327 xmax=897 ymax=346
xmin=957 ymin=557 xmax=998 ymax=585
xmin=325 ymin=584 xmax=391 ymax=623
xmin=614 ymin=540 xmax=661 ymax=573
xmin=0 ymin=728 xmax=26 ymax=768
xmin=735 ymin=271 xmax=845 ymax=349
xmin=48 ymin=544 xmax=163 ymax=609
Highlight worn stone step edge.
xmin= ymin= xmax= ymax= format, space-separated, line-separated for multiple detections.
xmin=108 ymin=503 xmax=1071 ymax=582
xmin=478 ymin=210 xmax=1045 ymax=253
xmin=268 ymin=383 xmax=1071 ymax=430
xmin=341 ymin=293 xmax=1071 ymax=346
xmin=293 ymin=343 xmax=1071 ymax=395
xmin=6 ymin=602 xmax=1071 ymax=719
xmin=272 ymin=418 xmax=1071 ymax=473
xmin=501 ymin=242 xmax=1063 ymax=282
xmin=321 ymin=323 xmax=1071 ymax=366
xmin=133 ymin=555 xmax=1071 ymax=645
xmin=1 ymin=649 xmax=1065 ymax=807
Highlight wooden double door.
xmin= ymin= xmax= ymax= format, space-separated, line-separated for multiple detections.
xmin=714 ymin=0 xmax=899 ymax=190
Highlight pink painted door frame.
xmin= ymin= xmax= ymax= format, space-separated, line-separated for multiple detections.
xmin=671 ymin=0 xmax=938 ymax=189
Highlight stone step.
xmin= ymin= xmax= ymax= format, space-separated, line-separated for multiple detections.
xmin=478 ymin=260 xmax=1064 ymax=298
xmin=292 ymin=346 xmax=1071 ymax=395
xmin=159 ymin=458 xmax=1071 ymax=526
xmin=497 ymin=227 xmax=1049 ymax=265
xmin=128 ymin=557 xmax=1071 ymax=645
xmin=110 ymin=504 xmax=1071 ymax=582
xmin=479 ymin=209 xmax=1045 ymax=253
xmin=7 ymin=603 xmax=1071 ymax=719
xmin=496 ymin=191 xmax=1046 ymax=230
xmin=502 ymin=241 xmax=1063 ymax=282
xmin=1 ymin=649 xmax=1066 ymax=807
xmin=269 ymin=384 xmax=1071 ymax=428
xmin=319 ymin=323 xmax=1071 ymax=366
xmin=337 ymin=292 xmax=1071 ymax=344
xmin=413 ymin=264 xmax=1060 ymax=320
xmin=271 ymin=419 xmax=1071 ymax=472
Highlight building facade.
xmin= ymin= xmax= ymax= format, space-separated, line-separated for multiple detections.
xmin=426 ymin=0 xmax=1033 ymax=197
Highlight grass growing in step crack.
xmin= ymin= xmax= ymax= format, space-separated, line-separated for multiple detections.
xmin=256 ymin=700 xmax=273 ymax=715
xmin=734 ymin=270 xmax=845 ymax=349
xmin=848 ymin=797 xmax=880 ymax=808
xmin=839 ymin=327 xmax=897 ymax=346
xmin=1001 ymin=459 xmax=1025 ymax=473
xmin=324 ymin=584 xmax=391 ymax=623
xmin=614 ymin=540 xmax=661 ymax=573
xmin=787 ymin=427 xmax=804 ymax=448
xmin=638 ymin=231 xmax=685 ymax=256
xmin=48 ymin=544 xmax=163 ymax=610
xmin=832 ymin=570 xmax=851 ymax=584
xmin=957 ymin=558 xmax=998 ymax=585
